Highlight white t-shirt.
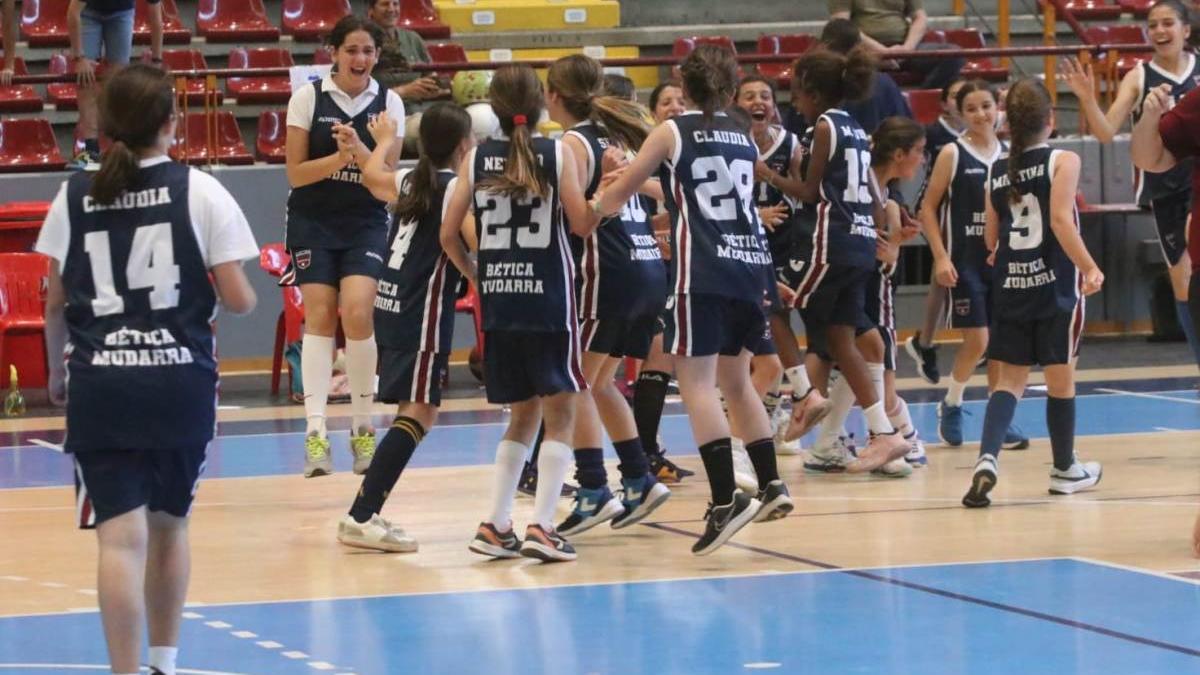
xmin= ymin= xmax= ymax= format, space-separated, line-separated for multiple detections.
xmin=35 ymin=156 xmax=260 ymax=269
xmin=286 ymin=74 xmax=406 ymax=137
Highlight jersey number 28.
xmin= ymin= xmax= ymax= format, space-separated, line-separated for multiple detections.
xmin=84 ymin=222 xmax=181 ymax=317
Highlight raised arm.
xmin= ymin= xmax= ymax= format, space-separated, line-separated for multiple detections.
xmin=1133 ymin=83 xmax=1182 ymax=173
xmin=1060 ymin=58 xmax=1140 ymax=144
xmin=362 ymin=115 xmax=402 ymax=203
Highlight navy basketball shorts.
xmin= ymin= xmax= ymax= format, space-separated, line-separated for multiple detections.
xmin=73 ymin=445 xmax=207 ymax=528
xmin=664 ymin=293 xmax=768 ymax=357
xmin=749 ymin=321 xmax=778 ymax=356
xmin=946 ymin=272 xmax=992 ymax=329
xmin=988 ymin=305 xmax=1085 ymax=367
xmin=483 ymin=330 xmax=587 ymax=404
xmin=793 ymin=263 xmax=871 ymax=353
xmin=286 ymin=244 xmax=386 ymax=287
xmin=580 ymin=313 xmax=659 ymax=360
xmin=378 ymin=348 xmax=449 ymax=406
xmin=1150 ymin=190 xmax=1190 ymax=267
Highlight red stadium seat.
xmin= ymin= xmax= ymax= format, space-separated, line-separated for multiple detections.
xmin=1118 ymin=0 xmax=1153 ymax=17
xmin=196 ymin=0 xmax=280 ymax=43
xmin=1061 ymin=0 xmax=1124 ymax=20
xmin=1088 ymin=25 xmax=1150 ymax=77
xmin=942 ymin=29 xmax=1010 ymax=81
xmin=905 ymin=88 xmax=942 ymax=126
xmin=0 ymin=252 xmax=51 ymax=389
xmin=47 ymin=53 xmax=78 ymax=110
xmin=427 ymin=42 xmax=468 ymax=79
xmin=227 ymin=48 xmax=294 ymax=104
xmin=0 ymin=202 xmax=50 ymax=253
xmin=170 ymin=112 xmax=254 ymax=166
xmin=756 ymin=35 xmax=817 ymax=89
xmin=0 ymin=119 xmax=66 ymax=172
xmin=21 ymin=0 xmax=69 ymax=47
xmin=313 ymin=47 xmax=333 ymax=65
xmin=0 ymin=59 xmax=43 ymax=113
xmin=256 ymin=110 xmax=288 ymax=164
xmin=400 ymin=0 xmax=450 ymax=40
xmin=151 ymin=49 xmax=222 ymax=105
xmin=259 ymin=243 xmax=305 ymax=395
xmin=135 ymin=0 xmax=191 ymax=45
xmin=672 ymin=36 xmax=741 ymax=78
xmin=282 ymin=0 xmax=351 ymax=42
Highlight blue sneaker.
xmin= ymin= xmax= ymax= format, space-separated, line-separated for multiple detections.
xmin=1002 ymin=424 xmax=1030 ymax=450
xmin=938 ymin=401 xmax=965 ymax=447
xmin=611 ymin=474 xmax=671 ymax=529
xmin=557 ymin=486 xmax=625 ymax=537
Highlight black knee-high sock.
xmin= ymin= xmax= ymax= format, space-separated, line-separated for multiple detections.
xmin=745 ymin=438 xmax=779 ymax=489
xmin=613 ymin=438 xmax=650 ymax=480
xmin=1045 ymin=396 xmax=1076 ymax=471
xmin=573 ymin=448 xmax=606 ymax=489
xmin=979 ymin=391 xmax=1018 ymax=459
xmin=698 ymin=438 xmax=736 ymax=505
xmin=349 ymin=416 xmax=425 ymax=522
xmin=633 ymin=370 xmax=670 ymax=456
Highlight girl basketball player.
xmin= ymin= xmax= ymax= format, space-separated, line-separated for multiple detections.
xmin=1061 ymin=0 xmax=1200 ymax=371
xmin=441 ymin=64 xmax=598 ymax=562
xmin=285 ymin=16 xmax=406 ymax=478
xmin=962 ymin=79 xmax=1105 ymax=508
xmin=39 ymin=64 xmax=258 ymax=675
xmin=335 ymin=103 xmax=475 ymax=552
xmin=593 ymin=45 xmax=796 ymax=555
xmin=919 ymin=81 xmax=1028 ymax=450
xmin=544 ymin=54 xmax=672 ymax=535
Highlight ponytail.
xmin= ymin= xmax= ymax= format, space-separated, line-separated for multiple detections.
xmin=793 ymin=46 xmax=877 ymax=107
xmin=88 ymin=64 xmax=175 ymax=205
xmin=1003 ymin=78 xmax=1052 ymax=204
xmin=479 ymin=64 xmax=551 ymax=198
xmin=394 ymin=102 xmax=473 ymax=221
xmin=680 ymin=44 xmax=739 ymax=123
xmin=90 ymin=141 xmax=141 ymax=205
xmin=548 ymin=55 xmax=650 ymax=151
xmin=479 ymin=116 xmax=550 ymax=199
xmin=589 ymin=96 xmax=650 ymax=151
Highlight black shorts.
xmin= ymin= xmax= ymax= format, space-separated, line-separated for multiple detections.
xmin=378 ymin=348 xmax=448 ymax=406
xmin=663 ymin=293 xmax=768 ymax=357
xmin=988 ymin=306 xmax=1085 ymax=367
xmin=580 ymin=314 xmax=658 ymax=359
xmin=793 ymin=263 xmax=872 ymax=354
xmin=74 ymin=445 xmax=207 ymax=528
xmin=484 ymin=330 xmax=586 ymax=404
xmin=750 ymin=321 xmax=777 ymax=356
xmin=285 ymin=244 xmax=386 ymax=287
xmin=946 ymin=273 xmax=992 ymax=329
xmin=1151 ymin=190 xmax=1189 ymax=267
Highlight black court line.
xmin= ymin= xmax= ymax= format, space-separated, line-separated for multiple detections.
xmin=642 ymin=522 xmax=1200 ymax=659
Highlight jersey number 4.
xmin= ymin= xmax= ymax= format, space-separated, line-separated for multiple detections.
xmin=84 ymin=222 xmax=181 ymax=317
xmin=1009 ymin=194 xmax=1044 ymax=251
xmin=478 ymin=194 xmax=554 ymax=250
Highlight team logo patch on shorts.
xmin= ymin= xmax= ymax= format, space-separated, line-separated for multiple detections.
xmin=955 ymin=298 xmax=972 ymax=317
xmin=294 ymin=249 xmax=312 ymax=270
xmin=665 ymin=295 xmax=677 ymax=310
xmin=366 ymin=250 xmax=384 ymax=263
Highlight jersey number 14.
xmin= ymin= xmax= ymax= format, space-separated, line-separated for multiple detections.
xmin=84 ymin=222 xmax=181 ymax=317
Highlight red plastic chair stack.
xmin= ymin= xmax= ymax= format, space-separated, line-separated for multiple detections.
xmin=21 ymin=0 xmax=70 ymax=47
xmin=170 ymin=112 xmax=254 ymax=166
xmin=1061 ymin=0 xmax=1123 ymax=20
xmin=400 ymin=0 xmax=450 ymax=39
xmin=259 ymin=243 xmax=304 ymax=396
xmin=905 ymin=89 xmax=943 ymax=126
xmin=135 ymin=0 xmax=191 ymax=45
xmin=47 ymin=53 xmax=78 ymax=110
xmin=0 ymin=119 xmax=66 ymax=172
xmin=427 ymin=42 xmax=468 ymax=80
xmin=196 ymin=0 xmax=280 ymax=42
xmin=0 ymin=252 xmax=51 ymax=388
xmin=282 ymin=0 xmax=351 ymax=42
xmin=151 ymin=49 xmax=221 ymax=105
xmin=0 ymin=59 xmax=44 ymax=113
xmin=0 ymin=202 xmax=50 ymax=253
xmin=942 ymin=29 xmax=1010 ymax=81
xmin=227 ymin=48 xmax=295 ymax=104
xmin=755 ymin=35 xmax=816 ymax=89
xmin=256 ymin=110 xmax=288 ymax=164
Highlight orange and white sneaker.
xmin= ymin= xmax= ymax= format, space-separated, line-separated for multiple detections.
xmin=784 ymin=389 xmax=832 ymax=442
xmin=846 ymin=432 xmax=909 ymax=474
xmin=468 ymin=522 xmax=522 ymax=559
xmin=519 ymin=524 xmax=577 ymax=562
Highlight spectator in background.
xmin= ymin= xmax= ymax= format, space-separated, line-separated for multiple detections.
xmin=829 ymin=0 xmax=963 ymax=90
xmin=1 ymin=0 xmax=16 ymax=86
xmin=603 ymin=73 xmax=637 ymax=102
xmin=367 ymin=0 xmax=444 ymax=148
xmin=68 ymin=0 xmax=163 ymax=168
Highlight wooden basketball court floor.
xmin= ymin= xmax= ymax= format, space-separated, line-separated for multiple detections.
xmin=1 ymin=365 xmax=1198 ymax=674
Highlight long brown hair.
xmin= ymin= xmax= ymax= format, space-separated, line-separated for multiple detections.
xmin=871 ymin=116 xmax=925 ymax=168
xmin=548 ymin=54 xmax=650 ymax=151
xmin=679 ymin=44 xmax=739 ymax=122
xmin=1003 ymin=78 xmax=1053 ymax=204
xmin=478 ymin=63 xmax=550 ymax=199
xmin=792 ymin=46 xmax=877 ymax=108
xmin=91 ymin=64 xmax=175 ymax=205
xmin=394 ymin=102 xmax=472 ymax=223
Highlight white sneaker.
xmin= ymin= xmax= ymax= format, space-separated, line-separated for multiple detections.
xmin=337 ymin=514 xmax=418 ymax=553
xmin=803 ymin=435 xmax=854 ymax=473
xmin=731 ymin=438 xmax=758 ymax=493
xmin=962 ymin=455 xmax=999 ymax=508
xmin=771 ymin=404 xmax=801 ymax=455
xmin=904 ymin=434 xmax=928 ymax=467
xmin=873 ymin=456 xmax=913 ymax=478
xmin=1049 ymin=460 xmax=1102 ymax=495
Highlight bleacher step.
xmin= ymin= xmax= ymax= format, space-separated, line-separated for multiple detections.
xmin=465 ymin=45 xmax=656 ymax=87
xmin=433 ymin=0 xmax=620 ymax=33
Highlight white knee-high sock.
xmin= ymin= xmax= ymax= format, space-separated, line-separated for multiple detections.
xmin=888 ymin=397 xmax=916 ymax=437
xmin=817 ymin=371 xmax=856 ymax=448
xmin=533 ymin=440 xmax=574 ymax=529
xmin=302 ymin=334 xmax=335 ymax=437
xmin=489 ymin=440 xmax=529 ymax=529
xmin=345 ymin=336 xmax=378 ymax=433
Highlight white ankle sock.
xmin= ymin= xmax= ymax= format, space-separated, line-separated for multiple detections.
xmin=817 ymin=371 xmax=855 ymax=448
xmin=301 ymin=334 xmax=335 ymax=437
xmin=888 ymin=397 xmax=915 ymax=437
xmin=945 ymin=378 xmax=967 ymax=407
xmin=149 ymin=646 xmax=178 ymax=675
xmin=864 ymin=402 xmax=895 ymax=436
xmin=345 ymin=336 xmax=378 ymax=432
xmin=489 ymin=440 xmax=529 ymax=528
xmin=533 ymin=440 xmax=574 ymax=529
xmin=785 ymin=365 xmax=812 ymax=396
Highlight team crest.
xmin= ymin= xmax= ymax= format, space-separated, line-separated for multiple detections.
xmin=954 ymin=298 xmax=971 ymax=317
xmin=294 ymin=249 xmax=312 ymax=270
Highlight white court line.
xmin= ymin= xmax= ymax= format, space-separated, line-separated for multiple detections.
xmin=0 ymin=666 xmax=248 ymax=674
xmin=1068 ymin=556 xmax=1200 ymax=588
xmin=1095 ymin=387 xmax=1200 ymax=405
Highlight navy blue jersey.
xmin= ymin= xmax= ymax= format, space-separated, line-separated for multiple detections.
xmin=796 ymin=109 xmax=877 ymax=270
xmin=286 ymin=79 xmax=389 ymax=250
xmin=1132 ymin=55 xmax=1200 ymax=204
xmin=989 ymin=146 xmax=1082 ymax=320
xmin=925 ymin=117 xmax=961 ymax=164
xmin=472 ymin=137 xmax=576 ymax=332
xmin=375 ymin=169 xmax=462 ymax=353
xmin=754 ymin=127 xmax=800 ymax=262
xmin=59 ymin=161 xmax=217 ymax=452
xmin=940 ymin=138 xmax=1005 ymax=275
xmin=658 ymin=111 xmax=773 ymax=303
xmin=566 ymin=122 xmax=668 ymax=319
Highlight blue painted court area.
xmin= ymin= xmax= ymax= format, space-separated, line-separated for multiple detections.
xmin=0 ymin=559 xmax=1197 ymax=674
xmin=0 ymin=386 xmax=1197 ymax=489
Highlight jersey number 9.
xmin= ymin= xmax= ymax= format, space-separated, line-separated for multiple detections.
xmin=84 ymin=222 xmax=181 ymax=317
xmin=1008 ymin=194 xmax=1044 ymax=251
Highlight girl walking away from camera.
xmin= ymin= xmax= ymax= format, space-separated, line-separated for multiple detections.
xmin=545 ymin=54 xmax=673 ymax=536
xmin=336 ymin=103 xmax=476 ymax=553
xmin=919 ymin=81 xmax=1029 ymax=451
xmin=961 ymin=79 xmax=1105 ymax=508
xmin=285 ymin=15 xmax=406 ymax=478
xmin=592 ymin=45 xmax=796 ymax=556
xmin=441 ymin=64 xmax=600 ymax=562
xmin=772 ymin=46 xmax=909 ymax=473
xmin=37 ymin=64 xmax=258 ymax=675
xmin=1062 ymin=0 xmax=1200 ymax=373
